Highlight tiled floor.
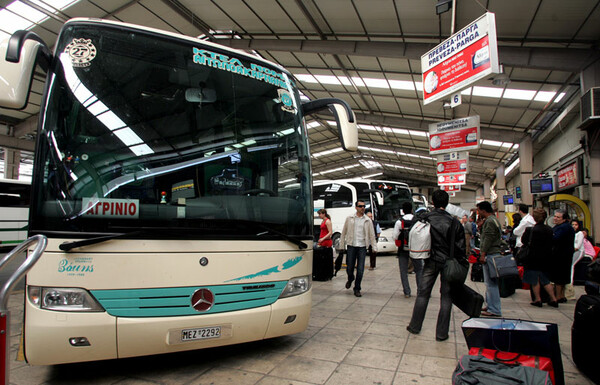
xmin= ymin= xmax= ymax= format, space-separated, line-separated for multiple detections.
xmin=4 ymin=255 xmax=594 ymax=384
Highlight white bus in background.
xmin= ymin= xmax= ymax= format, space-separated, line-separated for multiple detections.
xmin=0 ymin=18 xmax=358 ymax=365
xmin=313 ymin=179 xmax=413 ymax=250
xmin=0 ymin=178 xmax=31 ymax=249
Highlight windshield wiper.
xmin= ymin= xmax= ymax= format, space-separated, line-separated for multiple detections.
xmin=59 ymin=231 xmax=142 ymax=252
xmin=255 ymin=225 xmax=308 ymax=250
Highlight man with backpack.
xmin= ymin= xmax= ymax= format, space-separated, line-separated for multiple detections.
xmin=393 ymin=201 xmax=423 ymax=297
xmin=407 ymin=190 xmax=466 ymax=342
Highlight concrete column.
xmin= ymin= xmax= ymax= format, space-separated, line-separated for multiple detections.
xmin=3 ymin=148 xmax=20 ymax=179
xmin=496 ymin=165 xmax=506 ymax=226
xmin=519 ymin=136 xmax=533 ymax=206
xmin=483 ymin=179 xmax=491 ymax=201
xmin=581 ymin=62 xmax=600 ymax=240
xmin=588 ymin=139 xmax=600 ymax=239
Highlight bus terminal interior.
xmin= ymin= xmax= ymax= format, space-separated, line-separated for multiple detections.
xmin=1 ymin=0 xmax=600 ymax=384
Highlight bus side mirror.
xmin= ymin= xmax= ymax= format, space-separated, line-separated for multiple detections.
xmin=301 ymin=97 xmax=358 ymax=151
xmin=0 ymin=30 xmax=51 ymax=110
xmin=373 ymin=191 xmax=384 ymax=206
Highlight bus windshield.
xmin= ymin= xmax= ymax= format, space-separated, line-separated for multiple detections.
xmin=30 ymin=23 xmax=312 ymax=240
xmin=370 ymin=181 xmax=412 ymax=226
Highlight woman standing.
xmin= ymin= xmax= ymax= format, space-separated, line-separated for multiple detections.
xmin=522 ymin=209 xmax=558 ymax=307
xmin=317 ymin=209 xmax=333 ymax=248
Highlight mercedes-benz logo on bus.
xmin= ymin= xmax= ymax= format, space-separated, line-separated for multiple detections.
xmin=191 ymin=288 xmax=214 ymax=312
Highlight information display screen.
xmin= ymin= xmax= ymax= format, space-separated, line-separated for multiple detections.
xmin=530 ymin=178 xmax=555 ymax=194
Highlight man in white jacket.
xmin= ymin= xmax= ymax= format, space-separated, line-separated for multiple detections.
xmin=512 ymin=204 xmax=536 ymax=249
xmin=340 ymin=200 xmax=377 ymax=297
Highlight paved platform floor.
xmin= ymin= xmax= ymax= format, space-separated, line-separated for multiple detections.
xmin=4 ymin=255 xmax=594 ymax=384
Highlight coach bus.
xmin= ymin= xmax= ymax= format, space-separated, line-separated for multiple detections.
xmin=0 ymin=18 xmax=357 ymax=365
xmin=313 ymin=179 xmax=413 ymax=249
xmin=0 ymin=178 xmax=30 ymax=249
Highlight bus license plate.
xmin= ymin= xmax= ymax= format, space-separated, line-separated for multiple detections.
xmin=181 ymin=326 xmax=221 ymax=342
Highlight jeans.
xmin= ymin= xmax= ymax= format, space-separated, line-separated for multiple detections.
xmin=408 ymin=259 xmax=453 ymax=340
xmin=397 ymin=250 xmax=424 ymax=296
xmin=346 ymin=246 xmax=367 ymax=291
xmin=482 ymin=254 xmax=502 ymax=316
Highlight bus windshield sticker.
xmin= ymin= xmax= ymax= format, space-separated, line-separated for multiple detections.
xmin=192 ymin=48 xmax=292 ymax=89
xmin=82 ymin=198 xmax=139 ymax=219
xmin=325 ymin=184 xmax=341 ymax=193
xmin=225 ymin=256 xmax=302 ymax=282
xmin=277 ymin=89 xmax=295 ymax=113
xmin=64 ymin=38 xmax=97 ymax=68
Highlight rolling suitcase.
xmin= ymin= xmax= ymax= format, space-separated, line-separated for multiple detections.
xmin=312 ymin=247 xmax=333 ymax=281
xmin=572 ymin=294 xmax=600 ymax=384
xmin=498 ymin=275 xmax=518 ymax=298
xmin=450 ymin=283 xmax=484 ymax=317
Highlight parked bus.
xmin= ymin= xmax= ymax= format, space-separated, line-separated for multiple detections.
xmin=0 ymin=19 xmax=357 ymax=365
xmin=313 ymin=179 xmax=412 ymax=249
xmin=0 ymin=178 xmax=30 ymax=249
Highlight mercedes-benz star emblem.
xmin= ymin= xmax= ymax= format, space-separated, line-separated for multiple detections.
xmin=191 ymin=288 xmax=214 ymax=312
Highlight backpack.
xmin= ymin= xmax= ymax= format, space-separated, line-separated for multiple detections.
xmin=401 ymin=217 xmax=416 ymax=250
xmin=408 ymin=219 xmax=431 ymax=259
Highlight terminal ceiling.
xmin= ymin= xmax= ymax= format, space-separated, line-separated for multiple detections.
xmin=0 ymin=0 xmax=598 ymax=190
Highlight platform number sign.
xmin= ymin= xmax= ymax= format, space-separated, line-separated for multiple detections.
xmin=451 ymin=93 xmax=462 ymax=108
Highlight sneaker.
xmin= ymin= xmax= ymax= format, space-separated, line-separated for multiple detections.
xmin=354 ymin=290 xmax=362 ymax=297
xmin=345 ymin=280 xmax=352 ymax=289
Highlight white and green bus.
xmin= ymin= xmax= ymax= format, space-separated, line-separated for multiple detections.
xmin=0 ymin=178 xmax=30 ymax=249
xmin=0 ymin=18 xmax=357 ymax=365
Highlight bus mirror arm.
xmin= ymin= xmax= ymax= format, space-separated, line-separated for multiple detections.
xmin=301 ymin=98 xmax=354 ymax=123
xmin=301 ymin=98 xmax=358 ymax=151
xmin=364 ymin=189 xmax=384 ymax=206
xmin=6 ymin=30 xmax=52 ymax=70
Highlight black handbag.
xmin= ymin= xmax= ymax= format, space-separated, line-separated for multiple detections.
xmin=515 ymin=227 xmax=532 ymax=265
xmin=443 ymin=218 xmax=468 ymax=284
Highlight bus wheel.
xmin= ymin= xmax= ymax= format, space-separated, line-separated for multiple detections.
xmin=332 ymin=233 xmax=341 ymax=251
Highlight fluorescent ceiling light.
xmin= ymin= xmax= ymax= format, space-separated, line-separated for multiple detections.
xmin=362 ymin=78 xmax=389 ymax=88
xmin=384 ymin=163 xmax=422 ymax=172
xmin=471 ymin=86 xmax=503 ymax=98
xmin=363 ymin=172 xmax=384 ymax=178
xmin=388 ymin=80 xmax=416 ymax=91
xmin=0 ymin=1 xmax=79 ymax=34
xmin=306 ymin=121 xmax=321 ymax=129
xmin=315 ymin=75 xmax=352 ymax=86
xmin=358 ymin=124 xmax=378 ymax=131
xmin=359 ymin=159 xmax=382 ymax=169
xmin=504 ymin=158 xmax=520 ymax=176
xmin=87 ymin=100 xmax=109 ymax=116
xmin=482 ymin=139 xmax=504 ymax=147
xmin=112 ymin=127 xmax=143 ymax=146
xmin=503 ymin=89 xmax=536 ymax=101
xmin=312 ymin=147 xmax=344 ymax=158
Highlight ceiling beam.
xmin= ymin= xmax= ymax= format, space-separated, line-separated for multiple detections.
xmin=0 ymin=135 xmax=35 ymax=152
xmin=218 ymin=39 xmax=599 ymax=73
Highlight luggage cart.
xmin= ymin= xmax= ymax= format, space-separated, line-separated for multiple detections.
xmin=0 ymin=235 xmax=47 ymax=385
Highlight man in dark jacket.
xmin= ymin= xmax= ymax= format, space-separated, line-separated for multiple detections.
xmin=407 ymin=189 xmax=466 ymax=341
xmin=552 ymin=209 xmax=575 ymax=303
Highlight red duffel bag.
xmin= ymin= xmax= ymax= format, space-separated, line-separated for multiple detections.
xmin=468 ymin=347 xmax=555 ymax=385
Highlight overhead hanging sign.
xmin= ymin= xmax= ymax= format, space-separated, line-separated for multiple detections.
xmin=437 ymin=151 xmax=469 ymax=175
xmin=429 ymin=116 xmax=480 ymax=155
xmin=441 ymin=184 xmax=461 ymax=192
xmin=438 ymin=174 xmax=466 ymax=186
xmin=421 ymin=12 xmax=499 ymax=105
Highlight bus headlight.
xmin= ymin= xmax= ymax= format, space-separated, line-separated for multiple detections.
xmin=279 ymin=275 xmax=311 ymax=298
xmin=27 ymin=286 xmax=104 ymax=312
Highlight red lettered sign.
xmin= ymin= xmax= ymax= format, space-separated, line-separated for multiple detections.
xmin=557 ymin=161 xmax=580 ymax=190
xmin=82 ymin=198 xmax=139 ymax=218
xmin=422 ymin=12 xmax=499 ymax=105
xmin=429 ymin=116 xmax=480 ymax=155
xmin=437 ymin=152 xmax=469 ymax=175
xmin=438 ymin=174 xmax=466 ymax=186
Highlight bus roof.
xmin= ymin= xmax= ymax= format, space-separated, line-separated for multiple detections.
xmin=313 ymin=178 xmax=410 ymax=189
